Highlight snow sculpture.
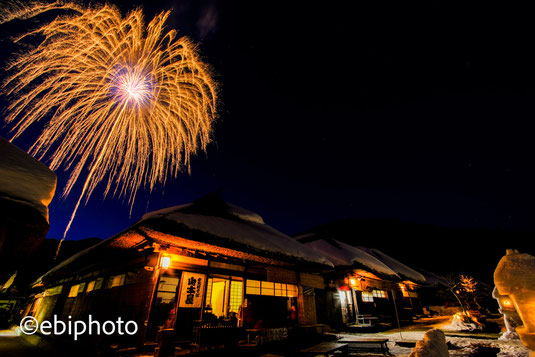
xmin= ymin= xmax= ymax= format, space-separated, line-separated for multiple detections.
xmin=409 ymin=328 xmax=449 ymax=357
xmin=492 ymin=286 xmax=521 ymax=340
xmin=494 ymin=249 xmax=535 ymax=356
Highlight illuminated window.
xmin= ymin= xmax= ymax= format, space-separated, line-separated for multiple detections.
xmin=229 ymin=281 xmax=243 ymax=313
xmin=246 ymin=280 xmax=298 ymax=297
xmin=261 ymin=281 xmax=275 ymax=296
xmin=68 ymin=285 xmax=79 ymax=297
xmin=106 ymin=274 xmax=125 ymax=289
xmin=287 ymin=284 xmax=298 ymax=297
xmin=362 ymin=291 xmax=374 ymax=302
xmin=160 ymin=256 xmax=171 ymax=269
xmin=84 ymin=278 xmax=104 ymax=293
xmin=246 ymin=280 xmax=261 ymax=295
xmin=275 ymin=283 xmax=285 ymax=296
xmin=86 ymin=281 xmax=96 ymax=293
xmin=205 ymin=278 xmax=213 ymax=304
xmin=372 ymin=290 xmax=387 ymax=298
xmin=204 ymin=277 xmax=243 ymax=318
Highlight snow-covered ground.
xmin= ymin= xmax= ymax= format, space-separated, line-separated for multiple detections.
xmin=335 ymin=330 xmax=529 ymax=356
xmin=334 ymin=316 xmax=531 ymax=356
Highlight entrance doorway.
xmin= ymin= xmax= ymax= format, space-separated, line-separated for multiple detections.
xmin=204 ymin=276 xmax=243 ymax=325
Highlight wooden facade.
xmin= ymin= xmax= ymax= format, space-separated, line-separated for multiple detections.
xmin=25 ymin=194 xmax=332 ymax=350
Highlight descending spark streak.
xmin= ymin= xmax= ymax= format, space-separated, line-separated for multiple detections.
xmin=2 ymin=2 xmax=218 ymax=256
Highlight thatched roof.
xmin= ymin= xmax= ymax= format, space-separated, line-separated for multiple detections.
xmin=137 ymin=193 xmax=333 ymax=267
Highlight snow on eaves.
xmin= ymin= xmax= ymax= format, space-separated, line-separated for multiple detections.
xmin=141 ymin=204 xmax=332 ymax=267
xmin=358 ymin=246 xmax=427 ymax=284
xmin=301 ymin=239 xmax=399 ymax=277
xmin=0 ymin=137 xmax=56 ymax=221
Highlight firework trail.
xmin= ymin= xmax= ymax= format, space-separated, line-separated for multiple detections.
xmin=2 ymin=2 xmax=218 ymax=256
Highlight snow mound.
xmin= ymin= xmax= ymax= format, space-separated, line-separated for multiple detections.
xmin=0 ymin=137 xmax=56 ymax=221
xmin=409 ymin=329 xmax=449 ymax=357
xmin=443 ymin=315 xmax=483 ymax=332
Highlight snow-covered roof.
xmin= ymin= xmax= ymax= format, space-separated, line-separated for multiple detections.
xmin=300 ymin=238 xmax=399 ymax=278
xmin=358 ymin=246 xmax=427 ymax=284
xmin=0 ymin=137 xmax=56 ymax=221
xmin=139 ymin=194 xmax=333 ymax=267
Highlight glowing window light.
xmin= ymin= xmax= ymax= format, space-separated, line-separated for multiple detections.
xmin=160 ymin=256 xmax=171 ymax=269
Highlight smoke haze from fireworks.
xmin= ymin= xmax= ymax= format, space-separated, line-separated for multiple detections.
xmin=1 ymin=1 xmax=218 ymax=252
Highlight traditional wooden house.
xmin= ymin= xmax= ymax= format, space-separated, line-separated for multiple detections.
xmin=25 ymin=193 xmax=332 ymax=350
xmin=294 ymin=233 xmax=427 ymax=329
xmin=0 ymin=137 xmax=56 ymax=325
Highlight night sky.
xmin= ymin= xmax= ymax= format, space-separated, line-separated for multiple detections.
xmin=1 ymin=0 xmax=534 ymax=274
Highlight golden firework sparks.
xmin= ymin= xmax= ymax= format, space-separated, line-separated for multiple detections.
xmin=2 ymin=2 xmax=218 ymax=251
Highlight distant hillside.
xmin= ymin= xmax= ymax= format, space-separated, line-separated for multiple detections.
xmin=295 ymin=218 xmax=534 ymax=284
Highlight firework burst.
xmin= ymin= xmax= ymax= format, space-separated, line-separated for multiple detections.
xmin=2 ymin=2 xmax=218 ymax=247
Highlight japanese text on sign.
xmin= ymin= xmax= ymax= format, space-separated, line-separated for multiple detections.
xmin=178 ymin=272 xmax=206 ymax=308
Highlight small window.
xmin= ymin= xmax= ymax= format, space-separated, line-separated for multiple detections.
xmin=106 ymin=274 xmax=125 ymax=289
xmin=246 ymin=280 xmax=298 ymax=297
xmin=362 ymin=291 xmax=374 ymax=302
xmin=68 ymin=285 xmax=79 ymax=297
xmin=274 ymin=283 xmax=284 ymax=296
xmin=86 ymin=281 xmax=96 ymax=293
xmin=246 ymin=280 xmax=261 ymax=295
xmin=261 ymin=281 xmax=275 ymax=296
xmin=372 ymin=290 xmax=387 ymax=298
xmin=287 ymin=284 xmax=298 ymax=297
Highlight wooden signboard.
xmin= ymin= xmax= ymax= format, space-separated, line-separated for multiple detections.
xmin=178 ymin=272 xmax=206 ymax=308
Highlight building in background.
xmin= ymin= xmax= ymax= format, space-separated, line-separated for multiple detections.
xmin=295 ymin=232 xmax=428 ymax=329
xmin=0 ymin=137 xmax=56 ymax=326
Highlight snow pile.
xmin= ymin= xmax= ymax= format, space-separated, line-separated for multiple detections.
xmin=443 ymin=314 xmax=483 ymax=332
xmin=409 ymin=329 xmax=449 ymax=357
xmin=301 ymin=238 xmax=399 ymax=277
xmin=496 ymin=341 xmax=531 ymax=357
xmin=0 ymin=137 xmax=56 ymax=221
xmin=499 ymin=329 xmax=520 ymax=341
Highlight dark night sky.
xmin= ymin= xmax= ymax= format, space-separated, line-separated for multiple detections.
xmin=1 ymin=0 xmax=534 ymax=273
